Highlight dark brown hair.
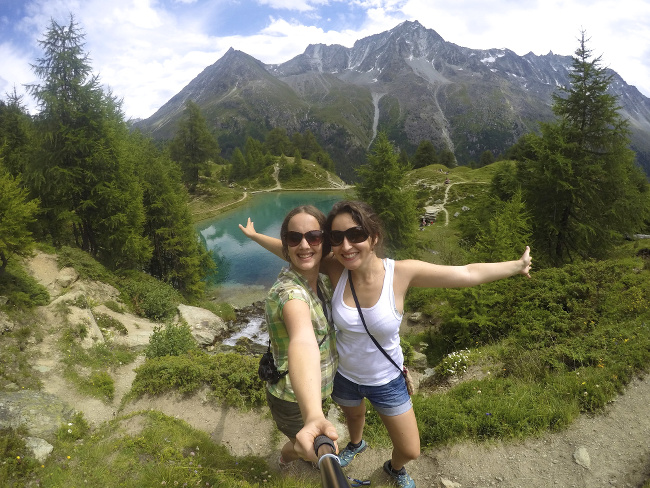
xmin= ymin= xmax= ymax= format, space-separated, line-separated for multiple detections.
xmin=325 ymin=200 xmax=385 ymax=256
xmin=280 ymin=205 xmax=330 ymax=261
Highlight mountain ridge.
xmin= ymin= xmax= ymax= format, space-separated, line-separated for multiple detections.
xmin=135 ymin=20 xmax=650 ymax=181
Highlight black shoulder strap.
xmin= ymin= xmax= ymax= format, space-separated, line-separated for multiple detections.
xmin=348 ymin=272 xmax=405 ymax=377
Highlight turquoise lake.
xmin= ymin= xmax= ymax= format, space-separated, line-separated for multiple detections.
xmin=196 ymin=191 xmax=346 ymax=305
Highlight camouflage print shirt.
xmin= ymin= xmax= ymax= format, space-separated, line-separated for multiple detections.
xmin=265 ymin=267 xmax=337 ymax=403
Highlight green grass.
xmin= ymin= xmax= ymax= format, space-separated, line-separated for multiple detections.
xmin=0 ymin=259 xmax=50 ymax=309
xmin=57 ymin=309 xmax=138 ymax=402
xmin=0 ymin=310 xmax=44 ymax=390
xmin=4 ymin=410 xmax=317 ymax=488
xmin=129 ymin=350 xmax=266 ymax=410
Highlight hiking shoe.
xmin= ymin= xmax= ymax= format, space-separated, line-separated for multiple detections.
xmin=278 ymin=455 xmax=293 ymax=470
xmin=383 ymin=460 xmax=416 ymax=488
xmin=337 ymin=440 xmax=367 ymax=467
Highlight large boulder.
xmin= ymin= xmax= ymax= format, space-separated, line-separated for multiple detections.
xmin=0 ymin=390 xmax=76 ymax=438
xmin=55 ymin=267 xmax=79 ymax=288
xmin=177 ymin=304 xmax=227 ymax=346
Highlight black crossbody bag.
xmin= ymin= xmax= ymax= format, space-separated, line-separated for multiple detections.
xmin=348 ymin=273 xmax=415 ymax=395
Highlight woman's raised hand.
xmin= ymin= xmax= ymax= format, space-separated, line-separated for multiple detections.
xmin=520 ymin=246 xmax=532 ymax=278
xmin=238 ymin=217 xmax=256 ymax=238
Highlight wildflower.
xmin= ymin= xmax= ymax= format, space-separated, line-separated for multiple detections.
xmin=68 ymin=429 xmax=72 ymax=433
xmin=67 ymin=456 xmax=71 ymax=460
xmin=581 ymin=382 xmax=586 ymax=385
xmin=486 ymin=412 xmax=492 ymax=416
xmin=17 ymin=456 xmax=21 ymax=460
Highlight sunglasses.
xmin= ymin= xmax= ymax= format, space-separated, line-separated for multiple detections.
xmin=286 ymin=230 xmax=325 ymax=247
xmin=329 ymin=226 xmax=369 ymax=246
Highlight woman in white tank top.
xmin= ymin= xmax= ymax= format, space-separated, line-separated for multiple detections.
xmin=240 ymin=200 xmax=532 ymax=488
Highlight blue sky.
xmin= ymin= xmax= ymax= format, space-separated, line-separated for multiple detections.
xmin=1 ymin=0 xmax=649 ymax=120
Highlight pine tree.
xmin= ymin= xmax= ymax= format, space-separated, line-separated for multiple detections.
xmin=479 ymin=150 xmax=495 ymax=167
xmin=265 ymin=128 xmax=291 ymax=156
xmin=0 ymin=89 xmax=34 ymax=177
xmin=230 ymin=147 xmax=247 ymax=181
xmin=472 ymin=190 xmax=531 ymax=262
xmin=169 ymin=100 xmax=219 ymax=192
xmin=25 ymin=15 xmax=150 ymax=267
xmin=244 ymin=136 xmax=265 ymax=174
xmin=356 ymin=132 xmax=418 ymax=254
xmin=413 ymin=140 xmax=437 ymax=169
xmin=0 ymin=169 xmax=40 ymax=274
xmin=439 ymin=148 xmax=457 ymax=168
xmin=518 ymin=31 xmax=650 ymax=264
xmin=134 ymin=134 xmax=214 ymax=298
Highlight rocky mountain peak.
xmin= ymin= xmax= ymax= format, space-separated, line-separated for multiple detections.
xmin=136 ymin=21 xmax=650 ymax=179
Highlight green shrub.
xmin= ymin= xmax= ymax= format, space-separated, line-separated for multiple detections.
xmin=95 ymin=312 xmax=127 ymax=335
xmin=88 ymin=371 xmax=115 ymax=401
xmin=0 ymin=427 xmax=39 ymax=484
xmin=103 ymin=299 xmax=126 ymax=313
xmin=119 ymin=272 xmax=181 ymax=320
xmin=0 ymin=260 xmax=50 ymax=308
xmin=401 ymin=339 xmax=415 ymax=366
xmin=435 ymin=349 xmax=470 ymax=380
xmin=57 ymin=246 xmax=113 ymax=282
xmin=56 ymin=412 xmax=90 ymax=442
xmin=145 ymin=322 xmax=197 ymax=359
xmin=198 ymin=300 xmax=236 ymax=321
xmin=132 ymin=351 xmax=266 ymax=409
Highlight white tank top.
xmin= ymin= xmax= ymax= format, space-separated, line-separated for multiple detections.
xmin=332 ymin=258 xmax=404 ymax=386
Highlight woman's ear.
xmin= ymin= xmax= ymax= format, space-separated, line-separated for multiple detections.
xmin=370 ymin=235 xmax=379 ymax=252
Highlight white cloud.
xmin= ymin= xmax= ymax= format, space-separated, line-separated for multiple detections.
xmin=257 ymin=0 xmax=329 ymax=11
xmin=3 ymin=0 xmax=648 ymax=119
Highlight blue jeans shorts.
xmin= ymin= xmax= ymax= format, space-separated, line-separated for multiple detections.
xmin=331 ymin=371 xmax=412 ymax=416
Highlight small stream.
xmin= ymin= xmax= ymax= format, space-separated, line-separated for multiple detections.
xmin=222 ymin=315 xmax=268 ymax=347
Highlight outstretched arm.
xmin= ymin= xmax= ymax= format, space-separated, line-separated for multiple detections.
xmin=238 ymin=217 xmax=284 ymax=260
xmin=397 ymin=246 xmax=532 ymax=290
xmin=283 ymin=299 xmax=339 ymax=462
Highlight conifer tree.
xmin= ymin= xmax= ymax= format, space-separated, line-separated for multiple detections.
xmin=230 ymin=147 xmax=247 ymax=181
xmin=133 ymin=134 xmax=214 ymax=298
xmin=413 ymin=140 xmax=437 ymax=169
xmin=265 ymin=128 xmax=291 ymax=156
xmin=244 ymin=136 xmax=265 ymax=173
xmin=169 ymin=100 xmax=219 ymax=192
xmin=439 ymin=148 xmax=457 ymax=168
xmin=356 ymin=132 xmax=418 ymax=254
xmin=518 ymin=31 xmax=650 ymax=264
xmin=0 ymin=169 xmax=39 ymax=275
xmin=25 ymin=15 xmax=150 ymax=267
xmin=0 ymin=89 xmax=34 ymax=177
xmin=472 ymin=190 xmax=531 ymax=262
xmin=479 ymin=150 xmax=495 ymax=167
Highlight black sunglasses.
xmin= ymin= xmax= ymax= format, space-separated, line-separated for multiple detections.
xmin=329 ymin=226 xmax=369 ymax=246
xmin=286 ymin=230 xmax=325 ymax=247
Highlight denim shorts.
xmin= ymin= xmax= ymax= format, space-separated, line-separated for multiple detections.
xmin=331 ymin=371 xmax=412 ymax=416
